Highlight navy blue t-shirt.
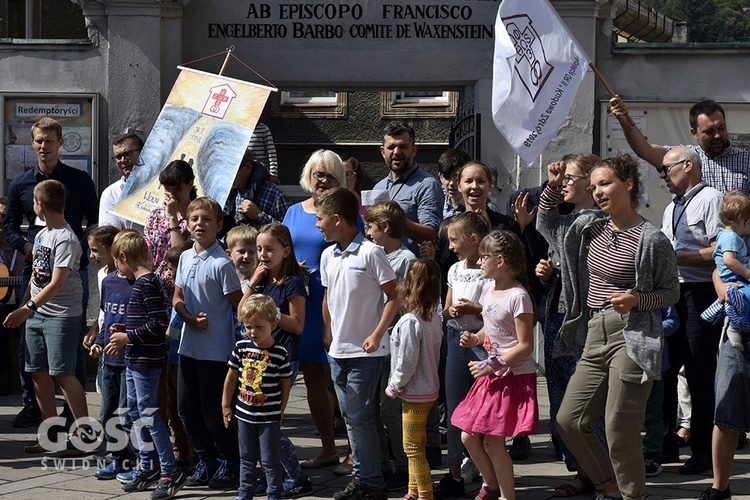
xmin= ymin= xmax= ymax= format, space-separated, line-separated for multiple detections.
xmin=96 ymin=272 xmax=135 ymax=368
xmin=262 ymin=275 xmax=306 ymax=363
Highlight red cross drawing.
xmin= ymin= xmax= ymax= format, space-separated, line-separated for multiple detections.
xmin=210 ymin=88 xmax=230 ymax=113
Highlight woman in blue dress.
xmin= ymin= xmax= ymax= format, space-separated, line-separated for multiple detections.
xmin=283 ymin=149 xmax=346 ymax=468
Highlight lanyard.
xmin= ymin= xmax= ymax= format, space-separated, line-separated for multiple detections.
xmin=672 ymin=184 xmax=708 ymax=239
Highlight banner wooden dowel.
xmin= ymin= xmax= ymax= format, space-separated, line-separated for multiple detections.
xmin=590 ymin=62 xmax=635 ymax=127
xmin=219 ymin=45 xmax=235 ymax=76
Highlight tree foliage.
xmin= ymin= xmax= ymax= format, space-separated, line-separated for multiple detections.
xmin=642 ymin=0 xmax=750 ymax=42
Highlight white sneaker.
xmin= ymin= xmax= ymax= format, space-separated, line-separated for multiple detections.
xmin=460 ymin=457 xmax=480 ymax=485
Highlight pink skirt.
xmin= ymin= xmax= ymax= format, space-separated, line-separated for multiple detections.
xmin=451 ymin=372 xmax=538 ymax=437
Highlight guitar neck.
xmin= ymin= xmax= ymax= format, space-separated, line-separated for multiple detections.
xmin=0 ymin=277 xmax=23 ymax=287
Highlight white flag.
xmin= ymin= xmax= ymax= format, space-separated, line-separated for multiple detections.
xmin=492 ymin=0 xmax=591 ymax=166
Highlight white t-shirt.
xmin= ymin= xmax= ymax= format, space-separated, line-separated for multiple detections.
xmin=446 ymin=259 xmax=487 ymax=331
xmin=321 ymin=233 xmax=396 ymax=358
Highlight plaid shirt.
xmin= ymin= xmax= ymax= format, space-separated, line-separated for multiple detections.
xmin=232 ymin=180 xmax=292 ymax=228
xmin=666 ymin=144 xmax=750 ymax=194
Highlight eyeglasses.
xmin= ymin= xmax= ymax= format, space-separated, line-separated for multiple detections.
xmin=478 ymin=253 xmax=496 ymax=261
xmin=112 ymin=149 xmax=141 ymax=161
xmin=658 ymin=158 xmax=687 ymax=175
xmin=312 ymin=172 xmax=338 ymax=183
xmin=563 ymin=174 xmax=586 ymax=185
xmin=345 ymin=171 xmax=358 ymax=178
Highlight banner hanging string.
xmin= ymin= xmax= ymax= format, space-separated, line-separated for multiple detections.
xmin=180 ymin=46 xmax=277 ymax=89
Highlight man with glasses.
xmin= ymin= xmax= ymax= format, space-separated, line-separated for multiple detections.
xmin=374 ymin=123 xmax=443 ymax=256
xmin=658 ymin=146 xmax=724 ymax=477
xmin=99 ymin=132 xmax=145 ymax=231
xmin=610 ymin=97 xmax=750 ymax=194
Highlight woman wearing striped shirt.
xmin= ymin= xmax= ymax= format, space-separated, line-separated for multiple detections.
xmin=538 ymin=154 xmax=680 ymax=500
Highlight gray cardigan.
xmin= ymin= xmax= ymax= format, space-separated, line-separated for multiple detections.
xmin=537 ymin=204 xmax=680 ymax=383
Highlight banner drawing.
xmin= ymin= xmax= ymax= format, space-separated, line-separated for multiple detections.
xmin=112 ymin=67 xmax=275 ymax=225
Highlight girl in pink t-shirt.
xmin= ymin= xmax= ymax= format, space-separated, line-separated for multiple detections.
xmin=451 ymin=230 xmax=538 ymax=500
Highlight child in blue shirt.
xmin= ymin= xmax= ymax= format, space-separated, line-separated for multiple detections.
xmin=173 ymin=197 xmax=243 ymax=488
xmin=85 ymin=225 xmax=135 ymax=479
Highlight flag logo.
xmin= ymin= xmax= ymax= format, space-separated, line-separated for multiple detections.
xmin=506 ymin=15 xmax=554 ymax=102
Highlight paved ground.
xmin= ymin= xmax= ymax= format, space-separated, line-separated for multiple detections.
xmin=1 ymin=376 xmax=748 ymax=500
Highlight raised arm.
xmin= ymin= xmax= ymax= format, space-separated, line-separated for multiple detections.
xmin=609 ymin=95 xmax=667 ymax=168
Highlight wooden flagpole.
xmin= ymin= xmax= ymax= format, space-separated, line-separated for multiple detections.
xmin=219 ymin=45 xmax=235 ymax=76
xmin=589 ymin=62 xmax=636 ymax=127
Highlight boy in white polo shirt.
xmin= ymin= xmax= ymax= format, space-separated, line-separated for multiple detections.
xmin=315 ymin=187 xmax=398 ymax=500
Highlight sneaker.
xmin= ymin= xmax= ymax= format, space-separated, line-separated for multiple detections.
xmin=95 ymin=461 xmax=128 ymax=480
xmin=151 ymin=470 xmax=187 ymax=499
xmin=117 ymin=470 xmax=137 ymax=483
xmin=475 ymin=484 xmax=501 ymax=500
xmin=508 ymin=435 xmax=530 ymax=461
xmin=208 ymin=458 xmax=239 ymax=489
xmin=122 ymin=468 xmax=160 ymax=492
xmin=644 ymin=457 xmax=663 ymax=477
xmin=384 ymin=468 xmax=408 ymax=492
xmin=347 ymin=483 xmax=386 ymax=500
xmin=433 ymin=473 xmax=464 ymax=500
xmin=282 ymin=476 xmax=314 ymax=498
xmin=13 ymin=403 xmax=43 ymax=428
xmin=186 ymin=457 xmax=218 ymax=487
xmin=460 ymin=457 xmax=480 ymax=484
xmin=697 ymin=486 xmax=732 ymax=500
xmin=333 ymin=477 xmax=361 ymax=500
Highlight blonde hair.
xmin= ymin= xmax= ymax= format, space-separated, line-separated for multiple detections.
xmin=186 ymin=196 xmax=223 ymax=221
xmin=299 ymin=149 xmax=345 ymax=192
xmin=238 ymin=294 xmax=277 ymax=324
xmin=34 ymin=180 xmax=66 ymax=213
xmin=399 ymin=259 xmax=440 ymax=321
xmin=111 ymin=229 xmax=150 ymax=264
xmin=721 ymin=190 xmax=750 ymax=227
xmin=363 ymin=200 xmax=406 ymax=239
xmin=446 ymin=210 xmax=491 ymax=240
xmin=31 ymin=117 xmax=62 ymax=141
xmin=226 ymin=225 xmax=258 ymax=250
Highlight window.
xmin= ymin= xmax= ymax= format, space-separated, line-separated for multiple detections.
xmin=381 ymin=91 xmax=458 ymax=118
xmin=2 ymin=0 xmax=87 ymax=39
xmin=272 ymin=91 xmax=347 ymax=118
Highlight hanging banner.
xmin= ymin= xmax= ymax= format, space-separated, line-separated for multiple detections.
xmin=112 ymin=66 xmax=275 ymax=225
xmin=492 ymin=0 xmax=590 ymax=166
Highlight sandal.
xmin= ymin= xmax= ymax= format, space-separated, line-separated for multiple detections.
xmin=553 ymin=474 xmax=595 ymax=497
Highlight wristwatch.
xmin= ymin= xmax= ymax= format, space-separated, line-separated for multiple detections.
xmin=26 ymin=300 xmax=38 ymax=311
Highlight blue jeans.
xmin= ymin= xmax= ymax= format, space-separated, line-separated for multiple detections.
xmin=101 ymin=364 xmax=132 ymax=461
xmin=238 ymin=419 xmax=282 ymax=500
xmin=127 ymin=366 xmax=177 ymax=474
xmin=714 ymin=324 xmax=750 ymax=432
xmin=444 ymin=325 xmax=485 ymax=466
xmin=331 ymin=356 xmax=384 ymax=490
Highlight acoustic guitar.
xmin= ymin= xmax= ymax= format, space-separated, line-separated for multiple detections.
xmin=0 ymin=262 xmax=23 ymax=303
